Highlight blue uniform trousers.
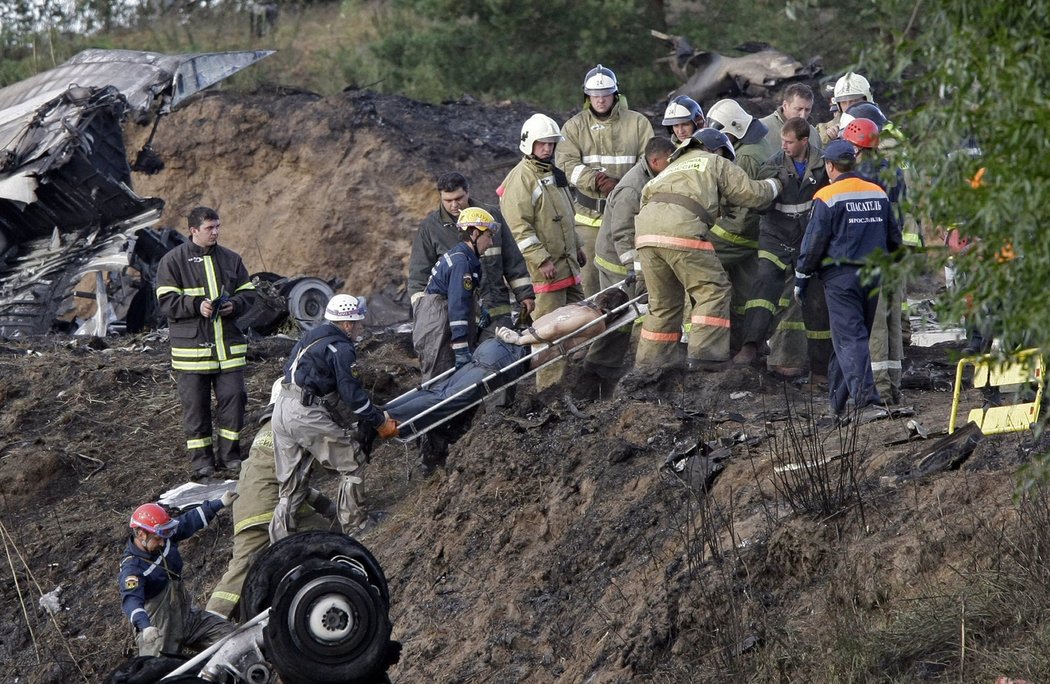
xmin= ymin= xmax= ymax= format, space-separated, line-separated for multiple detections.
xmin=822 ymin=266 xmax=881 ymax=414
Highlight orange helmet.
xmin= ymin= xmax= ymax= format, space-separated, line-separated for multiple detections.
xmin=842 ymin=117 xmax=880 ymax=150
xmin=130 ymin=503 xmax=178 ymax=538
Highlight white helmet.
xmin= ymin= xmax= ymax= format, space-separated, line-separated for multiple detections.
xmin=706 ymin=99 xmax=754 ymax=141
xmin=519 ymin=113 xmax=564 ymax=155
xmin=833 ymin=71 xmax=872 ymax=103
xmin=324 ymin=294 xmax=366 ymax=322
xmin=583 ymin=64 xmax=618 ymax=97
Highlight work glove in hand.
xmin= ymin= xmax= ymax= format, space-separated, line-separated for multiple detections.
xmin=793 ymin=270 xmax=810 ymax=305
xmin=377 ymin=415 xmax=399 ymax=439
xmin=594 ymin=172 xmax=618 ymax=195
xmin=307 ymin=488 xmax=338 ymax=521
xmin=454 ymin=348 xmax=472 ymax=369
xmin=141 ymin=626 xmax=162 ymax=651
xmin=356 ymin=423 xmax=378 ymax=460
xmin=477 ymin=308 xmax=492 ymax=330
xmin=220 ymin=489 xmax=239 ymax=508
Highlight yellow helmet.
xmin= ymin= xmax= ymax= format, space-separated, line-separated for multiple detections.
xmin=456 ymin=207 xmax=497 ymax=233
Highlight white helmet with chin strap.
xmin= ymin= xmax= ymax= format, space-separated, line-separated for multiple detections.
xmin=324 ymin=294 xmax=367 ymax=322
xmin=583 ymin=64 xmax=618 ymax=97
xmin=833 ymin=71 xmax=873 ymax=103
xmin=519 ymin=113 xmax=565 ymax=155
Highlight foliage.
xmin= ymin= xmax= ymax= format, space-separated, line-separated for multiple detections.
xmin=865 ymin=0 xmax=1049 ymax=466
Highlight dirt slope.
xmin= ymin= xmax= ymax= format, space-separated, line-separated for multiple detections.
xmin=0 ymin=88 xmax=1046 ymax=684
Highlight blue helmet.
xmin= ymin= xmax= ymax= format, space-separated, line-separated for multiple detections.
xmin=662 ymin=96 xmax=704 ymax=126
xmin=844 ymin=102 xmax=888 ymax=131
xmin=691 ymin=127 xmax=736 ymax=162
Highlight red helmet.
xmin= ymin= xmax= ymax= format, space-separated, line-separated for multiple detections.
xmin=842 ymin=117 xmax=881 ymax=150
xmin=130 ymin=503 xmax=178 ymax=538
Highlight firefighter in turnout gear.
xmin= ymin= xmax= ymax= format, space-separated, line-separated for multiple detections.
xmin=734 ymin=117 xmax=832 ymax=379
xmin=556 ymin=64 xmax=655 ymax=297
xmin=500 ymin=113 xmax=586 ymax=390
xmin=633 ymin=134 xmax=781 ymax=370
xmin=408 ymin=172 xmax=535 ymax=333
xmin=662 ymin=95 xmax=705 ymax=144
xmin=156 ymin=206 xmax=256 ymax=480
xmin=412 ymin=208 xmax=497 ymax=381
xmin=269 ymin=294 xmax=399 ymax=542
xmin=582 ymin=136 xmax=676 ymax=391
xmin=119 ymin=499 xmax=237 ymax=656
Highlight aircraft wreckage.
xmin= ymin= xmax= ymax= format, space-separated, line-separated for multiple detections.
xmin=0 ymin=48 xmax=337 ymax=339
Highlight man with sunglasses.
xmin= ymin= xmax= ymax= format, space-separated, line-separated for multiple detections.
xmin=118 ymin=495 xmax=237 ymax=656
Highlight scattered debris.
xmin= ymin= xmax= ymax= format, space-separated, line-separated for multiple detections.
xmin=159 ymin=480 xmax=237 ymax=510
xmin=651 ymin=32 xmax=821 ymax=103
xmin=882 ymin=421 xmax=984 ymax=485
xmin=38 ymin=586 xmax=63 ymax=615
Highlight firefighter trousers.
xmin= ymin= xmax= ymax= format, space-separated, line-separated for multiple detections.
xmin=869 ymin=280 xmax=904 ymax=404
xmin=637 ymin=245 xmax=730 ymax=368
xmin=177 ymin=370 xmax=246 ymax=471
xmin=137 ymin=578 xmax=234 ymax=657
xmin=575 ymin=223 xmax=601 ymax=297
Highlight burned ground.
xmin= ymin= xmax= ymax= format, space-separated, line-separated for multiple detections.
xmin=1 ymin=89 xmax=1048 ymax=683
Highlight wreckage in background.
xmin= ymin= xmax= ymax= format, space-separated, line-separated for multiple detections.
xmin=652 ymin=31 xmax=822 ymax=104
xmin=0 ymin=48 xmax=338 ymax=339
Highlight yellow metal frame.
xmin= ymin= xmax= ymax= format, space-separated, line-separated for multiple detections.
xmin=949 ymin=348 xmax=1044 ymax=434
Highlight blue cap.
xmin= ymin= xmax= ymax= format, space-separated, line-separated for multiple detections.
xmin=822 ymin=138 xmax=857 ymax=163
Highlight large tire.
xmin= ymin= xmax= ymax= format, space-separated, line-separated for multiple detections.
xmin=264 ymin=559 xmax=392 ymax=684
xmin=284 ymin=277 xmax=334 ymax=331
xmin=240 ymin=531 xmax=389 ymax=623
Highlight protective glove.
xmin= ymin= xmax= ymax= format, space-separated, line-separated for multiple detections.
xmin=594 ymin=171 xmax=618 ymax=195
xmin=454 ymin=348 xmax=472 ymax=369
xmin=140 ymin=626 xmax=162 ymax=652
xmin=307 ymin=488 xmax=338 ymax=521
xmin=356 ymin=423 xmax=378 ymax=460
xmin=477 ymin=308 xmax=492 ymax=330
xmin=793 ymin=270 xmax=810 ymax=305
xmin=377 ymin=415 xmax=399 ymax=439
xmin=219 ymin=489 xmax=239 ymax=508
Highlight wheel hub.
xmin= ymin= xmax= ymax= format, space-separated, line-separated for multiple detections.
xmin=305 ymin=590 xmax=356 ymax=642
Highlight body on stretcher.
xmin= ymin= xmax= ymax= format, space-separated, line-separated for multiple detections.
xmin=385 ymin=280 xmax=647 ymax=443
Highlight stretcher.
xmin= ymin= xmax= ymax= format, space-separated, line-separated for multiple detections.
xmin=389 ymin=280 xmax=647 ymax=443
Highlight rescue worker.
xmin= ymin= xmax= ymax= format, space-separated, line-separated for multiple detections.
xmin=205 ymin=379 xmax=337 ymax=620
xmin=119 ymin=497 xmax=237 ymax=656
xmin=661 ymin=95 xmax=705 ymax=144
xmin=556 ymin=65 xmax=655 ymax=297
xmin=156 ymin=206 xmax=256 ymax=480
xmin=269 ymin=294 xmax=399 ymax=542
xmin=412 ymin=208 xmax=497 ymax=381
xmin=632 ymin=131 xmax=781 ymax=370
xmin=794 ymin=139 xmax=901 ymax=419
xmin=821 ymin=71 xmax=873 ymax=142
xmin=734 ymin=117 xmax=832 ymax=383
xmin=582 ymin=136 xmax=676 ymax=393
xmin=500 ymin=113 xmax=586 ymax=391
xmin=408 ymin=172 xmax=535 ymax=335
xmin=760 ymin=82 xmax=822 ymax=151
xmin=842 ymin=115 xmax=907 ymax=404
xmin=705 ymin=100 xmax=776 ymax=356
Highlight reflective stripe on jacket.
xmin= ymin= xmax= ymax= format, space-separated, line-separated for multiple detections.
xmin=556 ymin=98 xmax=654 ymax=221
xmin=499 ymin=156 xmax=581 ymax=290
xmin=635 ymin=148 xmax=780 ymax=250
xmin=156 ymin=242 xmax=255 ymax=373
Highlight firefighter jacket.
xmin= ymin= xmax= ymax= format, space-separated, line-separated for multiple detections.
xmin=119 ymin=499 xmax=225 ymax=630
xmin=500 ymin=156 xmax=581 ymax=293
xmin=283 ymin=322 xmax=385 ymax=428
xmin=424 ymin=241 xmax=481 ymax=347
xmin=556 ymin=98 xmax=655 ymax=226
xmin=710 ymin=136 xmax=776 ymax=246
xmin=594 ymin=159 xmax=656 ymax=276
xmin=156 ymin=242 xmax=256 ymax=374
xmin=760 ymin=108 xmax=822 ymax=151
xmin=757 ymin=144 xmax=829 ymax=240
xmin=408 ymin=201 xmax=533 ymax=314
xmin=635 ymin=147 xmax=780 ymax=252
xmin=797 ymin=172 xmax=902 ymax=276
